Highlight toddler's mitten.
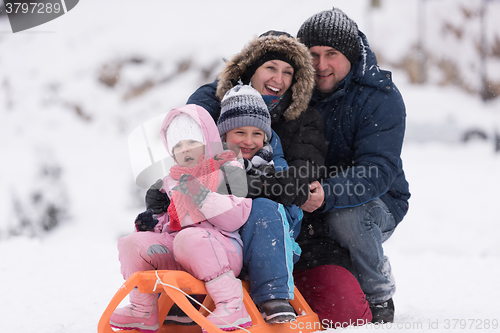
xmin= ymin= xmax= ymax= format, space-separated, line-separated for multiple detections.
xmin=172 ymin=174 xmax=211 ymax=207
xmin=134 ymin=209 xmax=159 ymax=231
xmin=145 ymin=179 xmax=170 ymax=214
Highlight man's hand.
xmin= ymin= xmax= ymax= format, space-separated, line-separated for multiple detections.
xmin=300 ymin=181 xmax=325 ymax=212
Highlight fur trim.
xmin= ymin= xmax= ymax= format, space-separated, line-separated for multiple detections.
xmin=216 ymin=34 xmax=315 ymax=121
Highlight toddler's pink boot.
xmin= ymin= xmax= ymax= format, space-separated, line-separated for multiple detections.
xmin=204 ymin=271 xmax=252 ymax=331
xmin=110 ymin=288 xmax=159 ymax=333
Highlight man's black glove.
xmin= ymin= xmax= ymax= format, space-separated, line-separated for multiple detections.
xmin=269 ymin=169 xmax=310 ymax=206
xmin=246 ymin=169 xmax=310 ymax=207
xmin=145 ymin=179 xmax=170 ymax=214
xmin=261 ymin=171 xmax=297 ymax=206
xmin=135 ymin=209 xmax=159 ymax=231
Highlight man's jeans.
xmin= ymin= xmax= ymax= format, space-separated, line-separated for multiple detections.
xmin=325 ymin=197 xmax=396 ymax=304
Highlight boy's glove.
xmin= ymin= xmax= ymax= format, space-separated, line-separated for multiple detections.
xmin=135 ymin=209 xmax=159 ymax=231
xmin=243 ymin=158 xmax=275 ymax=176
xmin=145 ymin=179 xmax=170 ymax=214
xmin=251 ymin=142 xmax=273 ymax=166
xmin=172 ymin=174 xmax=211 ymax=207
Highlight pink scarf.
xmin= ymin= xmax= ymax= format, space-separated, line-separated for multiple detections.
xmin=167 ymin=150 xmax=236 ymax=231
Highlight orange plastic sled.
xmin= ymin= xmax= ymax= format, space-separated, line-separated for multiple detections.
xmin=98 ymin=270 xmax=323 ymax=333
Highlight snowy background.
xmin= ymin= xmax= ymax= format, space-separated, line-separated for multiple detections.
xmin=1 ymin=0 xmax=500 ymax=332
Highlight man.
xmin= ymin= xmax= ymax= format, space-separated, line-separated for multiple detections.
xmin=296 ymin=7 xmax=411 ymax=323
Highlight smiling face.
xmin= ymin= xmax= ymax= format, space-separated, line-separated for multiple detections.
xmin=224 ymin=126 xmax=265 ymax=160
xmin=250 ymin=60 xmax=294 ymax=97
xmin=309 ymin=45 xmax=351 ymax=93
xmin=172 ymin=140 xmax=205 ymax=167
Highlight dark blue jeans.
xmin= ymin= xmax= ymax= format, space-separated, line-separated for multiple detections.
xmin=325 ymin=197 xmax=397 ymax=304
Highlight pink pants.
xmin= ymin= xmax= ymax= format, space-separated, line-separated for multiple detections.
xmin=118 ymin=228 xmax=243 ymax=282
xmin=294 ymin=265 xmax=372 ymax=328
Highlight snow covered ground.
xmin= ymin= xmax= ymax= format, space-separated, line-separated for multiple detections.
xmin=1 ymin=1 xmax=500 ymax=332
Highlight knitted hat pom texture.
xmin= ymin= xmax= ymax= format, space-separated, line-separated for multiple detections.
xmin=217 ymin=85 xmax=272 ymax=140
xmin=297 ymin=7 xmax=361 ymax=64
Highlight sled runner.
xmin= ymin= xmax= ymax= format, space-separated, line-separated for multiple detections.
xmin=98 ymin=270 xmax=322 ymax=333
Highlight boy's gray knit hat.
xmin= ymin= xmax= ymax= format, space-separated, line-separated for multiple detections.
xmin=218 ymin=85 xmax=272 ymax=140
xmin=297 ymin=7 xmax=360 ymax=64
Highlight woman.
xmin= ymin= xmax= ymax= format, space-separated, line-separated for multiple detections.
xmin=188 ymin=30 xmax=327 ymax=189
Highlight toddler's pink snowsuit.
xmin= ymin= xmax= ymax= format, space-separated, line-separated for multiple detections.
xmin=111 ymin=105 xmax=252 ymax=333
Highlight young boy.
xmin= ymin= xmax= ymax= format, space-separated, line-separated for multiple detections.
xmin=217 ymin=85 xmax=304 ymax=323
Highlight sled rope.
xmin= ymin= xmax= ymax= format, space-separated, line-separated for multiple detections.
xmin=153 ymin=271 xmax=252 ymax=333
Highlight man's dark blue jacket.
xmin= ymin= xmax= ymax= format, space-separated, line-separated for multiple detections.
xmin=313 ymin=31 xmax=410 ymax=224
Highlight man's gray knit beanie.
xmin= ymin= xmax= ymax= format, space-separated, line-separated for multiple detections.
xmin=297 ymin=7 xmax=360 ymax=64
xmin=218 ymin=85 xmax=272 ymax=141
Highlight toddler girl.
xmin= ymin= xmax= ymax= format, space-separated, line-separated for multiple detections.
xmin=110 ymin=104 xmax=252 ymax=333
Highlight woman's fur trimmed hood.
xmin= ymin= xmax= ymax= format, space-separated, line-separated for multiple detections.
xmin=216 ymin=33 xmax=315 ymax=122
